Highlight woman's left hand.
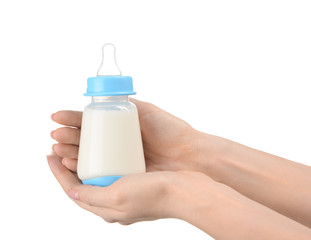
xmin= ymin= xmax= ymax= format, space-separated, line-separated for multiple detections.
xmin=47 ymin=154 xmax=181 ymax=225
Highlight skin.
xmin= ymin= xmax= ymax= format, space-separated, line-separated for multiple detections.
xmin=48 ymin=98 xmax=311 ymax=239
xmin=195 ymin=134 xmax=311 ymax=228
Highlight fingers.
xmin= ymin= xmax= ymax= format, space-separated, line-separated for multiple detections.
xmin=48 ymin=155 xmax=162 ymax=225
xmin=53 ymin=143 xmax=79 ymax=159
xmin=52 ymin=110 xmax=82 ymax=128
xmin=50 ymin=155 xmax=122 ymax=212
xmin=47 ymin=154 xmax=81 ymax=193
xmin=62 ymin=158 xmax=77 ymax=172
xmin=47 ymin=154 xmax=121 ymax=223
xmin=69 ymin=178 xmax=130 ymax=209
xmin=51 ymin=127 xmax=80 ymax=145
xmin=48 ymin=154 xmax=123 ymax=209
xmin=69 ymin=184 xmax=113 ymax=208
xmin=74 ymin=200 xmax=119 ymax=224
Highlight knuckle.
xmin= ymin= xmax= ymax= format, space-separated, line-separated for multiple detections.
xmin=110 ymin=191 xmax=125 ymax=205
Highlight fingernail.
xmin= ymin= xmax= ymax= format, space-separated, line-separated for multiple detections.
xmin=52 ymin=144 xmax=57 ymax=152
xmin=50 ymin=130 xmax=56 ymax=139
xmin=68 ymin=189 xmax=79 ymax=200
xmin=51 ymin=113 xmax=56 ymax=120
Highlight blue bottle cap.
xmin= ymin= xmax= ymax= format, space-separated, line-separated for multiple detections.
xmin=84 ymin=76 xmax=136 ymax=96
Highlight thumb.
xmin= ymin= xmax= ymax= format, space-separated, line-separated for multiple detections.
xmin=130 ymin=98 xmax=159 ymax=116
xmin=68 ymin=185 xmax=110 ymax=207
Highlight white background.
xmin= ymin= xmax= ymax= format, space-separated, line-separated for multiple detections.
xmin=0 ymin=1 xmax=310 ymax=239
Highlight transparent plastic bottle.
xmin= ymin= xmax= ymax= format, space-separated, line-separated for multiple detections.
xmin=77 ymin=44 xmax=146 ymax=187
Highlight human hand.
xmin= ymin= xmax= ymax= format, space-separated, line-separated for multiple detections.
xmin=49 ymin=99 xmax=311 ymax=237
xmin=51 ymin=98 xmax=208 ymax=173
xmin=47 ymin=154 xmax=311 ymax=239
xmin=46 ymin=154 xmax=195 ymax=224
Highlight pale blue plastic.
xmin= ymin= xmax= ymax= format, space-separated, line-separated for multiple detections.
xmin=84 ymin=76 xmax=136 ymax=96
xmin=82 ymin=175 xmax=123 ymax=187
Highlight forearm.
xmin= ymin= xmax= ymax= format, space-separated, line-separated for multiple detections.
xmin=169 ymin=173 xmax=311 ymax=240
xmin=194 ymin=131 xmax=311 ymax=227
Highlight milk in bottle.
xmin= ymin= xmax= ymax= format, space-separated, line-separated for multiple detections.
xmin=77 ymin=44 xmax=146 ymax=187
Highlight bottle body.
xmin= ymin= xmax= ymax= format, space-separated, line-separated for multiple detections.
xmin=77 ymin=96 xmax=146 ymax=185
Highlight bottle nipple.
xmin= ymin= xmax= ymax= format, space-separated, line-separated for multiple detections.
xmin=97 ymin=43 xmax=122 ymax=76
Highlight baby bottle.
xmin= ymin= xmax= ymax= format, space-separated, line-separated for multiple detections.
xmin=77 ymin=44 xmax=146 ymax=187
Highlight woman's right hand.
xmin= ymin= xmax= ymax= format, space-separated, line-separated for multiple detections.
xmin=51 ymin=98 xmax=217 ymax=173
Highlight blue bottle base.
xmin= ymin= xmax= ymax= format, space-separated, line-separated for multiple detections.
xmin=82 ymin=175 xmax=123 ymax=187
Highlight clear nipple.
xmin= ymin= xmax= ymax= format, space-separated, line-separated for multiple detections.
xmin=97 ymin=43 xmax=122 ymax=76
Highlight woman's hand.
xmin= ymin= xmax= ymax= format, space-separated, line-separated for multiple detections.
xmin=46 ymin=153 xmax=219 ymax=227
xmin=51 ymin=98 xmax=209 ymax=172
xmin=50 ymin=98 xmax=311 ymax=228
xmin=47 ymin=154 xmax=311 ymax=239
xmin=47 ymin=154 xmax=183 ymax=224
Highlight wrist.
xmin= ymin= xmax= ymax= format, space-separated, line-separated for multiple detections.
xmin=191 ymin=129 xmax=231 ymax=179
xmin=166 ymin=171 xmax=237 ymax=238
xmin=164 ymin=171 xmax=215 ymax=220
xmin=167 ymin=171 xmax=311 ymax=239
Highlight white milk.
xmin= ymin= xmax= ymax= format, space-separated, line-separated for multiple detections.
xmin=77 ymin=106 xmax=146 ymax=180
